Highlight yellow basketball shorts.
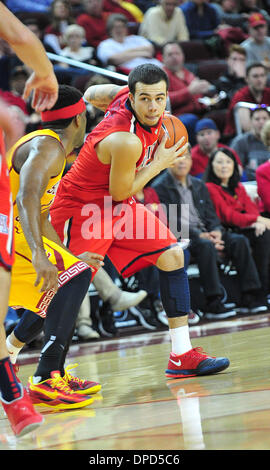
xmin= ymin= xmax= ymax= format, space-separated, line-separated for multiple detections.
xmin=9 ymin=231 xmax=89 ymax=317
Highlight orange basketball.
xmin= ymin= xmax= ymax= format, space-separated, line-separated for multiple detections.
xmin=158 ymin=114 xmax=188 ymax=150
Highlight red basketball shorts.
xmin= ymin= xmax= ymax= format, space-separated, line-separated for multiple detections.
xmin=50 ymin=197 xmax=178 ymax=278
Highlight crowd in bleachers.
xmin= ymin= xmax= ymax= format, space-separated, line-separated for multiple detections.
xmin=2 ymin=0 xmax=270 ymax=344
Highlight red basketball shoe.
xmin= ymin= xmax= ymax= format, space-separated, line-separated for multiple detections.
xmin=1 ymin=385 xmax=44 ymax=437
xmin=166 ymin=347 xmax=230 ymax=378
xmin=27 ymin=371 xmax=95 ymax=410
xmin=64 ymin=364 xmax=101 ymax=395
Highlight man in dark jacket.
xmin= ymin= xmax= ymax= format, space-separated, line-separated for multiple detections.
xmin=152 ymin=145 xmax=262 ymax=319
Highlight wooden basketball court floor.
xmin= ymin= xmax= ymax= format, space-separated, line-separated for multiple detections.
xmin=1 ymin=312 xmax=270 ymax=452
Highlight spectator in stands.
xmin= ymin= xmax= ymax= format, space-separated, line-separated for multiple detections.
xmin=214 ymin=44 xmax=247 ymax=107
xmin=212 ymin=0 xmax=269 ymax=38
xmin=43 ymin=0 xmax=74 ymax=54
xmin=135 ymin=183 xmax=197 ymax=326
xmin=53 ymin=23 xmax=99 ymax=85
xmin=152 ymin=145 xmax=266 ymax=317
xmin=224 ymin=62 xmax=270 ymax=139
xmin=239 ymin=0 xmax=270 ymax=28
xmin=60 ymin=24 xmax=96 ymax=64
xmin=134 ymin=185 xmax=201 ymax=327
xmin=138 ymin=0 xmax=189 ymax=48
xmin=231 ymin=105 xmax=270 ymax=180
xmin=205 ymin=146 xmax=270 ymax=308
xmin=76 ymin=0 xmax=110 ymax=47
xmin=97 ymin=13 xmax=162 ymax=74
xmin=180 ymin=0 xmax=220 ymax=40
xmin=241 ymin=13 xmax=270 ymax=73
xmin=213 ymin=0 xmax=249 ymax=29
xmin=162 ymin=41 xmax=211 ymax=144
xmin=256 ymin=120 xmax=270 ymax=217
xmin=191 ymin=118 xmax=243 ymax=178
xmin=0 ymin=65 xmax=29 ymax=115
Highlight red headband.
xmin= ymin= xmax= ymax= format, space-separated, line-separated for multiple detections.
xmin=41 ymin=98 xmax=86 ymax=122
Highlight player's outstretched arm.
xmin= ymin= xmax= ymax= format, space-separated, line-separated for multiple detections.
xmin=0 ymin=2 xmax=58 ymax=111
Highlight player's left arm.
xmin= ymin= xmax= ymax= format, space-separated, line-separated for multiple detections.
xmin=105 ymin=132 xmax=188 ymax=201
xmin=0 ymin=2 xmax=58 ymax=112
xmin=83 ymin=84 xmax=126 ymax=112
xmin=16 ymin=137 xmax=65 ymax=291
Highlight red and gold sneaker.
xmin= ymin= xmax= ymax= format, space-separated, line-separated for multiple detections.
xmin=166 ymin=347 xmax=230 ymax=379
xmin=1 ymin=385 xmax=44 ymax=437
xmin=64 ymin=364 xmax=101 ymax=395
xmin=27 ymin=371 xmax=95 ymax=410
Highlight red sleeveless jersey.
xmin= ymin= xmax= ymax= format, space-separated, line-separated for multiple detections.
xmin=54 ymin=87 xmax=164 ymax=204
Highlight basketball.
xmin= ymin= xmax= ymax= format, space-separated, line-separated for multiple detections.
xmin=158 ymin=114 xmax=188 ymax=150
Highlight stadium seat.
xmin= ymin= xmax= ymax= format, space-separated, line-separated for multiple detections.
xmin=179 ymin=40 xmax=214 ymax=63
xmin=197 ymin=60 xmax=227 ymax=82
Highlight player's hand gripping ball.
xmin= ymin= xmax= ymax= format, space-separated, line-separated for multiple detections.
xmin=158 ymin=114 xmax=189 ymax=155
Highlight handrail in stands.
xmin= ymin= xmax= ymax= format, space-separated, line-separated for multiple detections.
xmin=46 ymin=52 xmax=128 ymax=83
xmin=233 ymin=101 xmax=270 ymax=135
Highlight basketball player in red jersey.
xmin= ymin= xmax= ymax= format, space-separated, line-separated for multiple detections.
xmin=51 ymin=64 xmax=230 ymax=379
xmin=0 ymin=1 xmax=59 ymax=437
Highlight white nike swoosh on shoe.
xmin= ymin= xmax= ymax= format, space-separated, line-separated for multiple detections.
xmin=170 ymin=359 xmax=182 ymax=366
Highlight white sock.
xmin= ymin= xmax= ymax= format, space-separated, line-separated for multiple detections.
xmin=6 ymin=336 xmax=22 ymax=365
xmin=169 ymin=325 xmax=192 ymax=356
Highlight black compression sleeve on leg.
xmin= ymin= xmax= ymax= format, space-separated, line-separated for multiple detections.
xmin=13 ymin=309 xmax=44 ymax=344
xmin=159 ymin=267 xmax=190 ymax=318
xmin=34 ymin=268 xmax=92 ymax=380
